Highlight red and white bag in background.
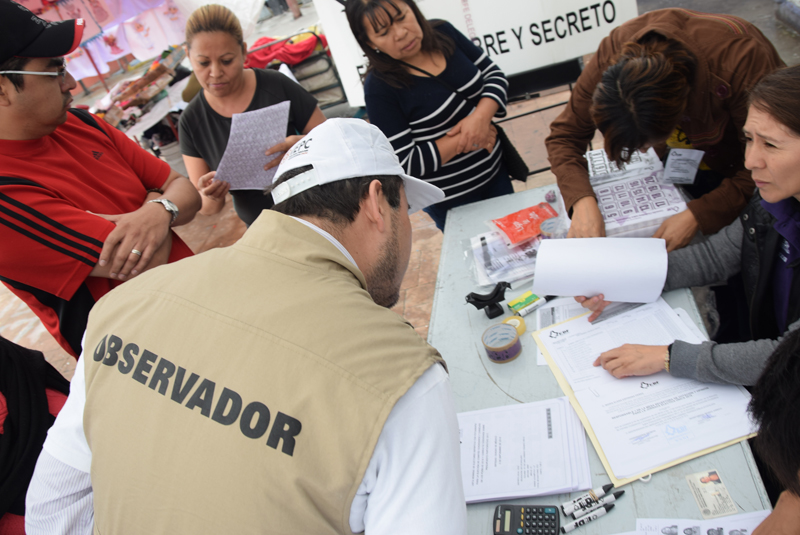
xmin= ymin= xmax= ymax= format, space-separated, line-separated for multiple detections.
xmin=490 ymin=202 xmax=559 ymax=246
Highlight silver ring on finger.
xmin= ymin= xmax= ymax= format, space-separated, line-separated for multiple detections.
xmin=131 ymin=249 xmax=143 ymax=256
xmin=472 ymin=143 xmax=479 ymax=148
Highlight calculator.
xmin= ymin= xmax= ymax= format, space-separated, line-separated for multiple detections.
xmin=493 ymin=504 xmax=560 ymax=535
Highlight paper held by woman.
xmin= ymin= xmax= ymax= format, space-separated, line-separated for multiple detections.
xmin=531 ymin=238 xmax=668 ymax=303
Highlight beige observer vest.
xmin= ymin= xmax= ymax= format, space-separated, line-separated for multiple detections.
xmin=82 ymin=211 xmax=444 ymax=534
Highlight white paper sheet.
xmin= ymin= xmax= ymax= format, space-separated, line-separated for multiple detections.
xmin=215 ymin=101 xmax=291 ymax=191
xmin=532 ymin=238 xmax=667 ymax=303
xmin=576 ymin=374 xmax=755 ymax=478
xmin=636 ymin=510 xmax=770 ymax=535
xmin=663 ymin=149 xmax=704 ymax=185
xmin=457 ymin=397 xmax=591 ymax=503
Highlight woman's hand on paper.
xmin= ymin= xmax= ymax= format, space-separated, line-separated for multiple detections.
xmin=264 ymin=135 xmax=303 ymax=171
xmin=593 ymin=344 xmax=667 ymax=378
xmin=197 ymin=171 xmax=230 ymax=202
xmin=652 ymin=209 xmax=699 ymax=252
xmin=567 ymin=196 xmax=606 ymax=238
xmin=574 ymin=294 xmax=611 ymax=322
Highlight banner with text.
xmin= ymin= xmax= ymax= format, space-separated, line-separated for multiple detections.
xmin=316 ymin=0 xmax=637 ymax=107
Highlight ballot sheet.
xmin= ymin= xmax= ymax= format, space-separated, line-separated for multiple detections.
xmin=532 ymin=238 xmax=667 ymax=303
xmin=215 ymin=101 xmax=291 ymax=191
xmin=457 ymin=397 xmax=591 ymax=503
xmin=636 ymin=510 xmax=770 ymax=535
xmin=533 ymin=298 xmax=756 ymax=482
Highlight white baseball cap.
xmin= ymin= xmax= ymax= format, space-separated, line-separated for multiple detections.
xmin=271 ymin=118 xmax=444 ymax=213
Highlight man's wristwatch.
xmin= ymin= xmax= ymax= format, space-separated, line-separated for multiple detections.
xmin=148 ymin=198 xmax=179 ymax=226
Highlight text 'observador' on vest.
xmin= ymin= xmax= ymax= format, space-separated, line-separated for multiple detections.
xmin=92 ymin=334 xmax=302 ymax=456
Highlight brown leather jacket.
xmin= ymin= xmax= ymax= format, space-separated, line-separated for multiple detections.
xmin=545 ymin=8 xmax=785 ymax=235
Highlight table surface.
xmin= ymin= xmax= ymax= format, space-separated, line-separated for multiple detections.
xmin=429 ymin=186 xmax=771 ymax=535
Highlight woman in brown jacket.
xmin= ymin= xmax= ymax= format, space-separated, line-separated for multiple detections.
xmin=545 ymin=8 xmax=784 ymax=251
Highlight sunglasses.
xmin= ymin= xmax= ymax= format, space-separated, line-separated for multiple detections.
xmin=0 ymin=62 xmax=69 ymax=86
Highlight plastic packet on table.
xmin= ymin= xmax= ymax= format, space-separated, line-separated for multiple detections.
xmin=469 ymin=231 xmax=541 ymax=286
xmin=488 ymin=202 xmax=559 ymax=246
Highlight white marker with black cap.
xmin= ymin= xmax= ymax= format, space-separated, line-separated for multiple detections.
xmin=561 ymin=504 xmax=614 ymax=533
xmin=560 ymin=483 xmax=614 ymax=516
xmin=572 ymin=490 xmax=625 ymax=519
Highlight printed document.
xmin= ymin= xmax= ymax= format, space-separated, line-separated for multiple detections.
xmin=215 ymin=101 xmax=291 ymax=191
xmin=576 ymin=374 xmax=754 ymax=479
xmin=533 ymin=298 xmax=755 ymax=482
xmin=662 ymin=148 xmax=704 ymax=185
xmin=457 ymin=397 xmax=591 ymax=503
xmin=532 ymin=238 xmax=667 ymax=303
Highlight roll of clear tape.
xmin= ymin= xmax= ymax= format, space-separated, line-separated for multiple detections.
xmin=482 ymin=323 xmax=522 ymax=364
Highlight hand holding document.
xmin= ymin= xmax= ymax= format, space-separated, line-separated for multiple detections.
xmin=215 ymin=101 xmax=291 ymax=191
xmin=457 ymin=397 xmax=591 ymax=503
xmin=532 ymin=238 xmax=667 ymax=303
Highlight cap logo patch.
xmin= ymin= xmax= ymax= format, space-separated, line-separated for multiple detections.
xmin=284 ymin=137 xmax=312 ymax=161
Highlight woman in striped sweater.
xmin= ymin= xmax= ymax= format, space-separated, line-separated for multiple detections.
xmin=346 ymin=0 xmax=513 ymax=230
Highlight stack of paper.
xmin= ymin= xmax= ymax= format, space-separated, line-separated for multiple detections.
xmin=584 ymin=147 xmax=688 ymax=237
xmin=533 ymin=298 xmax=756 ymax=485
xmin=457 ymin=397 xmax=591 ymax=503
xmin=595 ymin=174 xmax=687 ymax=237
xmin=636 ymin=510 xmax=770 ymax=534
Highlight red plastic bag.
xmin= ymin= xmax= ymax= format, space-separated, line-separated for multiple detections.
xmin=490 ymin=202 xmax=559 ymax=246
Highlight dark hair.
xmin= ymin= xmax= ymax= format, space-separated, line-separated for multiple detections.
xmin=748 ymin=328 xmax=800 ymax=496
xmin=749 ymin=64 xmax=800 ymax=137
xmin=268 ymin=165 xmax=403 ymax=226
xmin=345 ymin=0 xmax=454 ymax=88
xmin=0 ymin=56 xmax=32 ymax=91
xmin=591 ymin=34 xmax=696 ymax=165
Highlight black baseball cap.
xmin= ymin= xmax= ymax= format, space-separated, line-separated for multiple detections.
xmin=0 ymin=0 xmax=85 ymax=64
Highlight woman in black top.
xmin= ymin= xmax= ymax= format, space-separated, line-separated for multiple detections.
xmin=346 ymin=0 xmax=513 ymax=230
xmin=179 ymin=4 xmax=325 ymax=226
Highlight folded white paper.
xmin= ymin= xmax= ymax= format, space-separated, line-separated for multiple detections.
xmin=532 ymin=238 xmax=667 ymax=303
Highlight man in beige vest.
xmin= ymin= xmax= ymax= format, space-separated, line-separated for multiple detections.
xmin=26 ymin=119 xmax=468 ymax=534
